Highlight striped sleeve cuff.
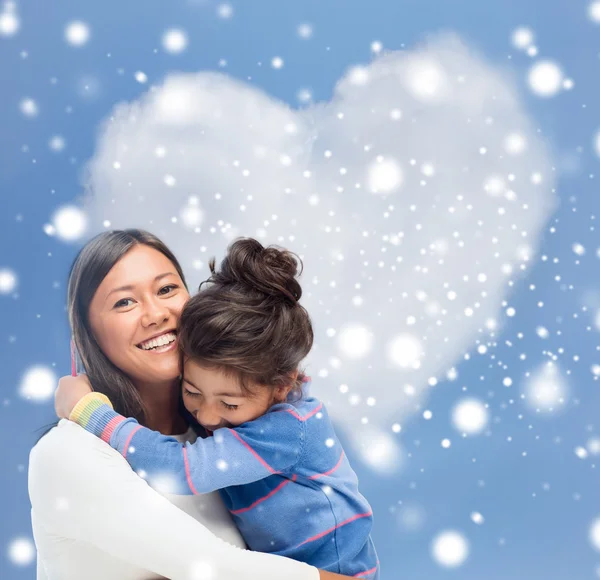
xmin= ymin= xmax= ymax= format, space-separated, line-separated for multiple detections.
xmin=69 ymin=392 xmax=126 ymax=442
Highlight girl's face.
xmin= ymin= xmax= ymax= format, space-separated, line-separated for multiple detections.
xmin=182 ymin=359 xmax=292 ymax=434
xmin=88 ymin=245 xmax=189 ymax=386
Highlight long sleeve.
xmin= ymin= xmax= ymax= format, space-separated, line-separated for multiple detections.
xmin=28 ymin=420 xmax=318 ymax=580
xmin=71 ymin=396 xmax=305 ymax=495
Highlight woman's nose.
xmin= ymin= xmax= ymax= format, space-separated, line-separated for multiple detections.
xmin=141 ymin=298 xmax=170 ymax=327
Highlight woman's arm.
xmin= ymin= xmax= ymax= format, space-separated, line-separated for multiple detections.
xmin=28 ymin=421 xmax=319 ymax=580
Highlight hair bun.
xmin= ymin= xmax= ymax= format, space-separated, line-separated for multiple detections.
xmin=208 ymin=238 xmax=303 ymax=306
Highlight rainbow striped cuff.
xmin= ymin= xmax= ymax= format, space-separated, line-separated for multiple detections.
xmin=69 ymin=392 xmax=124 ymax=441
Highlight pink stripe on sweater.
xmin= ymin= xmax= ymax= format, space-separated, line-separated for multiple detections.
xmin=297 ymin=511 xmax=373 ymax=547
xmin=283 ymin=402 xmax=323 ymax=422
xmin=101 ymin=416 xmax=126 ymax=444
xmin=353 ymin=565 xmax=378 ymax=577
xmin=309 ymin=451 xmax=345 ymax=480
xmin=121 ymin=425 xmax=142 ymax=458
xmin=230 ymin=430 xmax=276 ymax=474
xmin=183 ymin=446 xmax=199 ymax=495
xmin=230 ymin=475 xmax=297 ymax=515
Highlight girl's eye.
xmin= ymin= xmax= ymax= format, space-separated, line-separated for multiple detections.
xmin=159 ymin=284 xmax=178 ymax=295
xmin=184 ymin=388 xmax=200 ymax=398
xmin=222 ymin=402 xmax=238 ymax=411
xmin=114 ymin=298 xmax=134 ymax=309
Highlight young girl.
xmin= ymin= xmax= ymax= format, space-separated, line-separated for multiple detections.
xmin=56 ymin=238 xmax=379 ymax=579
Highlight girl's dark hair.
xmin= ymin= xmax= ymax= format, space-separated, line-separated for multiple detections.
xmin=38 ymin=229 xmax=189 ymax=439
xmin=178 ymin=237 xmax=313 ymax=400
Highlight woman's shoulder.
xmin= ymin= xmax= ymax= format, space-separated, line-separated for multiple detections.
xmin=30 ymin=419 xmax=121 ymax=471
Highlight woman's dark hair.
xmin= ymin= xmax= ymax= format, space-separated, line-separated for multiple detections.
xmin=178 ymin=237 xmax=313 ymax=400
xmin=38 ymin=229 xmax=189 ymax=439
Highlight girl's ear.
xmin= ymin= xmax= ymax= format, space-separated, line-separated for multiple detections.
xmin=273 ymin=371 xmax=298 ymax=403
xmin=273 ymin=385 xmax=293 ymax=403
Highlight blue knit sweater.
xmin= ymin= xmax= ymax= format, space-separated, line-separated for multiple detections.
xmin=72 ymin=389 xmax=379 ymax=578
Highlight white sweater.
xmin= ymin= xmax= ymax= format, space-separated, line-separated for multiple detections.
xmin=28 ymin=420 xmax=319 ymax=580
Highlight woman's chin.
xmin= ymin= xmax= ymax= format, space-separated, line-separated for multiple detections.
xmin=131 ymin=349 xmax=181 ymax=384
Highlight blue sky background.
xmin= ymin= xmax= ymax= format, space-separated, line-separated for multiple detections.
xmin=1 ymin=1 xmax=600 ymax=578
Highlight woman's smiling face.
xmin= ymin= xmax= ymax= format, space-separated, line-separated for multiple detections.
xmin=88 ymin=244 xmax=190 ymax=386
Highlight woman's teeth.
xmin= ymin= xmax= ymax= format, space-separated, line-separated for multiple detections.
xmin=138 ymin=332 xmax=177 ymax=351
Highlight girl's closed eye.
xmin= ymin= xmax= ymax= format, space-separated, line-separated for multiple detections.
xmin=184 ymin=388 xmax=201 ymax=398
xmin=222 ymin=402 xmax=238 ymax=411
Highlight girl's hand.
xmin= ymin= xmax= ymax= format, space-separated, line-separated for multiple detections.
xmin=55 ymin=374 xmax=93 ymax=419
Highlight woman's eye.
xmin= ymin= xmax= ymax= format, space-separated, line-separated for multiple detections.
xmin=159 ymin=284 xmax=178 ymax=296
xmin=114 ymin=298 xmax=134 ymax=309
xmin=222 ymin=402 xmax=238 ymax=411
xmin=184 ymin=388 xmax=200 ymax=398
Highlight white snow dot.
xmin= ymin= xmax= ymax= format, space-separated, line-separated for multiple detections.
xmin=470 ymin=512 xmax=485 ymax=525
xmin=164 ymin=174 xmax=177 ymax=187
xmin=297 ymin=23 xmax=313 ymax=39
xmin=587 ymin=437 xmax=600 ymax=455
xmin=216 ymin=459 xmax=228 ymax=471
xmin=162 ymin=29 xmax=188 ymax=54
xmin=180 ymin=200 xmax=204 ymax=229
xmin=20 ymin=98 xmax=38 ymax=117
xmin=325 ymin=438 xmax=335 ymax=448
xmin=19 ymin=366 xmax=56 ymax=403
xmin=387 ymin=333 xmax=424 ymax=369
xmin=392 ymin=423 xmax=402 ymax=433
xmin=452 ymin=398 xmax=489 ymax=435
xmin=0 ymin=10 xmax=20 ymax=37
xmin=368 ymin=157 xmax=403 ymax=194
xmin=524 ymin=362 xmax=568 ymax=413
xmin=536 ymin=326 xmax=549 ymax=339
xmin=52 ymin=205 xmax=87 ymax=242
xmin=506 ymin=307 xmax=516 ymax=317
xmin=405 ymin=59 xmax=447 ymax=101
xmin=441 ymin=438 xmax=451 ymax=449
xmin=431 ymin=530 xmax=469 ymax=568
xmin=575 ymin=446 xmax=588 ymax=459
xmin=511 ymin=27 xmax=534 ymax=50
xmin=134 ymin=71 xmax=148 ymax=84
xmin=0 ymin=268 xmax=17 ymax=294
xmin=7 ymin=537 xmax=35 ymax=566
xmin=337 ymin=324 xmax=372 ymax=359
xmin=371 ymin=40 xmax=383 ymax=53
xmin=49 ymin=135 xmax=66 ymax=152
xmin=590 ymin=518 xmax=600 ymax=551
xmin=572 ymin=243 xmax=585 ymax=256
xmin=271 ymin=56 xmax=284 ymax=69
xmin=348 ymin=66 xmax=370 ymax=86
xmin=65 ymin=21 xmax=90 ymax=47
xmin=217 ymin=3 xmax=233 ymax=19
xmin=423 ymin=410 xmax=433 ymax=420
xmin=504 ymin=132 xmax=527 ymax=155
xmin=588 ymin=1 xmax=600 ymax=23
xmin=528 ymin=60 xmax=564 ymax=98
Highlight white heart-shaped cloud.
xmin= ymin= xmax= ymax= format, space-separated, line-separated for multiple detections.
xmin=83 ymin=34 xmax=556 ymax=472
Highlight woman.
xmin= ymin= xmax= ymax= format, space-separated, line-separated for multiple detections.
xmin=28 ymin=229 xmax=352 ymax=580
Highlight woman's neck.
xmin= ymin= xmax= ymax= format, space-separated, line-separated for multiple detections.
xmin=136 ymin=378 xmax=188 ymax=435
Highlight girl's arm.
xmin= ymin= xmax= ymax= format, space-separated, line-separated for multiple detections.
xmin=69 ymin=392 xmax=304 ymax=494
xmin=29 ymin=421 xmax=320 ymax=580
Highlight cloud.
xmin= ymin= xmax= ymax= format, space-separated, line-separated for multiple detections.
xmin=82 ymin=34 xmax=556 ymax=472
